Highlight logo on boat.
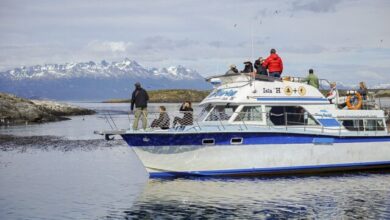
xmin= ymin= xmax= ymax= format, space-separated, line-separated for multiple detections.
xmin=298 ymin=86 xmax=306 ymax=96
xmin=143 ymin=137 xmax=150 ymax=142
xmin=284 ymin=86 xmax=293 ymax=96
xmin=208 ymin=89 xmax=238 ymax=98
xmin=315 ymin=110 xmax=332 ymax=117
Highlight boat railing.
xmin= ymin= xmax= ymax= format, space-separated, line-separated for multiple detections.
xmin=99 ymin=109 xmax=388 ymax=136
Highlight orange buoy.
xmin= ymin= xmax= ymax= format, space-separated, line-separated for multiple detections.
xmin=346 ymin=92 xmax=363 ymax=110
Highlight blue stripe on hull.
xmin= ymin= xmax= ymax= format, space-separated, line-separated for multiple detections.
xmin=121 ymin=132 xmax=390 ymax=147
xmin=149 ymin=161 xmax=390 ymax=178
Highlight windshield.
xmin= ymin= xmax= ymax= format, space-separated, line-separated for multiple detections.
xmin=205 ymin=105 xmax=237 ymax=121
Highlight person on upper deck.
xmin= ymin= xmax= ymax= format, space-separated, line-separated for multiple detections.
xmin=262 ymin=48 xmax=283 ymax=78
xmin=225 ymin=64 xmax=239 ymax=75
xmin=327 ymin=82 xmax=339 ymax=104
xmin=151 ymin=106 xmax=170 ymax=129
xmin=357 ymin=81 xmax=368 ymax=100
xmin=302 ymin=69 xmax=319 ymax=89
xmin=241 ymin=61 xmax=254 ymax=73
xmin=173 ymin=101 xmax=193 ymax=127
xmin=254 ymin=57 xmax=268 ymax=76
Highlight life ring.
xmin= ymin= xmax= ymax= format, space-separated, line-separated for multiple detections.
xmin=346 ymin=92 xmax=362 ymax=110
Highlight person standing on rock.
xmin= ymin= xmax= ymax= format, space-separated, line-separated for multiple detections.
xmin=131 ymin=82 xmax=149 ymax=130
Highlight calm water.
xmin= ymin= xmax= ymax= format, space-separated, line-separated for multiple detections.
xmin=1 ymin=102 xmax=390 ymax=219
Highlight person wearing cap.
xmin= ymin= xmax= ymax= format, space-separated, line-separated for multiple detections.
xmin=131 ymin=82 xmax=149 ymax=130
xmin=254 ymin=57 xmax=268 ymax=76
xmin=262 ymin=48 xmax=283 ymax=78
xmin=302 ymin=69 xmax=319 ymax=89
xmin=241 ymin=61 xmax=254 ymax=73
xmin=225 ymin=64 xmax=239 ymax=75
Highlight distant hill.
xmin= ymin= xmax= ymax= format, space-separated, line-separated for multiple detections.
xmin=103 ymin=89 xmax=211 ymax=103
xmin=0 ymin=58 xmax=211 ymax=100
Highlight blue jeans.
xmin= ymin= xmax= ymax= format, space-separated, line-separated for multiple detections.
xmin=269 ymin=72 xmax=281 ymax=78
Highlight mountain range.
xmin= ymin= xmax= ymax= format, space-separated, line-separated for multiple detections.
xmin=0 ymin=58 xmax=211 ymax=100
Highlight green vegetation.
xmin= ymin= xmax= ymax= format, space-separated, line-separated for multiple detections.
xmin=103 ymin=89 xmax=211 ymax=103
xmin=375 ymin=90 xmax=390 ymax=98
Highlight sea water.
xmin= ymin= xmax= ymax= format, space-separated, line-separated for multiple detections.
xmin=0 ymin=102 xmax=390 ymax=219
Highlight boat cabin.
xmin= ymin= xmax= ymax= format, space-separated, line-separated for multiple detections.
xmin=200 ymin=74 xmax=388 ymax=134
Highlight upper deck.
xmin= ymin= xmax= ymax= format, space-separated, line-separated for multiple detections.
xmin=202 ymin=73 xmax=328 ymax=106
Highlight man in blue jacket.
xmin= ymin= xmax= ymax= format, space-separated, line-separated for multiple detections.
xmin=131 ymin=82 xmax=149 ymax=130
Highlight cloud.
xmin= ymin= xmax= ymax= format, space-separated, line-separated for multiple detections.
xmin=139 ymin=36 xmax=199 ymax=51
xmin=291 ymin=0 xmax=343 ymax=13
xmin=86 ymin=41 xmax=133 ymax=53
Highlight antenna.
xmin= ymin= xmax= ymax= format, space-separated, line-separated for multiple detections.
xmin=251 ymin=21 xmax=254 ymax=61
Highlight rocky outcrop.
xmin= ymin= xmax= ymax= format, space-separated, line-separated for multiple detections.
xmin=103 ymin=89 xmax=210 ymax=103
xmin=0 ymin=93 xmax=95 ymax=125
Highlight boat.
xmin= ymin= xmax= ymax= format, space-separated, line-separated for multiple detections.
xmin=97 ymin=73 xmax=390 ymax=178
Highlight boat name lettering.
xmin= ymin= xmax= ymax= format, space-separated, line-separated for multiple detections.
xmin=262 ymin=87 xmax=281 ymax=94
xmin=208 ymin=89 xmax=238 ymax=98
xmin=314 ymin=113 xmax=332 ymax=117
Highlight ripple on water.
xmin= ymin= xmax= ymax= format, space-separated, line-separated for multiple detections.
xmin=117 ymin=175 xmax=390 ymax=219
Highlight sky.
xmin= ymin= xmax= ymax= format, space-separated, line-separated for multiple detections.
xmin=0 ymin=0 xmax=390 ymax=86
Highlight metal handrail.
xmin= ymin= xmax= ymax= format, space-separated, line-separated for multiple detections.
xmin=99 ymin=109 xmax=388 ymax=136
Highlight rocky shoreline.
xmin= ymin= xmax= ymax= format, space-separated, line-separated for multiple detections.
xmin=0 ymin=93 xmax=95 ymax=125
xmin=103 ymin=89 xmax=210 ymax=103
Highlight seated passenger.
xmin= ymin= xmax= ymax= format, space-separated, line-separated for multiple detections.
xmin=241 ymin=61 xmax=254 ymax=73
xmin=357 ymin=81 xmax=368 ymax=100
xmin=173 ymin=101 xmax=193 ymax=127
xmin=151 ymin=106 xmax=170 ymax=129
xmin=225 ymin=64 xmax=239 ymax=75
xmin=254 ymin=57 xmax=268 ymax=76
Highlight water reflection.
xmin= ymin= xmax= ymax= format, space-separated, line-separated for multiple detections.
xmin=118 ymin=174 xmax=390 ymax=219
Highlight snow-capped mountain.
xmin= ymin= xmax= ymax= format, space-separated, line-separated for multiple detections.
xmin=0 ymin=59 xmax=210 ymax=100
xmin=2 ymin=58 xmax=202 ymax=81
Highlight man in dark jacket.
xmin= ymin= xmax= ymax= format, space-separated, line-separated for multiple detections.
xmin=254 ymin=57 xmax=268 ymax=76
xmin=241 ymin=61 xmax=254 ymax=73
xmin=131 ymin=82 xmax=149 ymax=130
xmin=262 ymin=48 xmax=283 ymax=78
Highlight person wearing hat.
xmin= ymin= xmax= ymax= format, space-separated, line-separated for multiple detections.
xmin=131 ymin=82 xmax=149 ymax=130
xmin=241 ymin=61 xmax=254 ymax=73
xmin=262 ymin=48 xmax=283 ymax=78
xmin=302 ymin=69 xmax=319 ymax=89
xmin=254 ymin=57 xmax=268 ymax=76
xmin=225 ymin=64 xmax=239 ymax=75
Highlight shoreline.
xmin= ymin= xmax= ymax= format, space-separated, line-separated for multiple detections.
xmin=103 ymin=89 xmax=210 ymax=103
xmin=0 ymin=93 xmax=96 ymax=125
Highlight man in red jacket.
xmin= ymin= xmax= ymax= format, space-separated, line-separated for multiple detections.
xmin=262 ymin=48 xmax=283 ymax=78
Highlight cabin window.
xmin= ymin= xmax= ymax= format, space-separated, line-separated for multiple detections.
xmin=202 ymin=138 xmax=215 ymax=145
xmin=206 ymin=105 xmax=237 ymax=121
xmin=230 ymin=137 xmax=243 ymax=144
xmin=266 ymin=106 xmax=318 ymax=126
xmin=198 ymin=104 xmax=214 ymax=121
xmin=341 ymin=120 xmax=364 ymax=131
xmin=234 ymin=106 xmax=264 ymax=122
xmin=364 ymin=119 xmax=385 ymax=131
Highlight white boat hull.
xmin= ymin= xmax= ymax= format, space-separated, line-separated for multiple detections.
xmin=131 ymin=142 xmax=390 ymax=177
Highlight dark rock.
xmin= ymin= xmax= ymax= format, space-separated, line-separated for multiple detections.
xmin=0 ymin=92 xmax=95 ymax=125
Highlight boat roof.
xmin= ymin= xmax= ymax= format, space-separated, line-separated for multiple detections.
xmin=201 ymin=74 xmax=327 ymax=106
